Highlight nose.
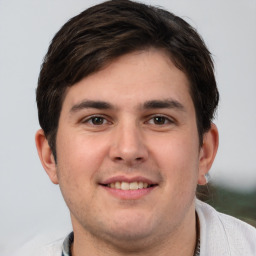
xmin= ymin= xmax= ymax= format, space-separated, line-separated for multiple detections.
xmin=109 ymin=121 xmax=149 ymax=166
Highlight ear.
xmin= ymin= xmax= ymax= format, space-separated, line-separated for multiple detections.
xmin=35 ymin=129 xmax=59 ymax=184
xmin=198 ymin=123 xmax=219 ymax=185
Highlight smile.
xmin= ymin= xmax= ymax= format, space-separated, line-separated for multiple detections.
xmin=100 ymin=176 xmax=158 ymax=199
xmin=106 ymin=181 xmax=153 ymax=190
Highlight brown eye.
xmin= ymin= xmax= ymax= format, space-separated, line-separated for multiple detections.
xmin=147 ymin=115 xmax=174 ymax=126
xmin=90 ymin=117 xmax=105 ymax=125
xmin=82 ymin=116 xmax=108 ymax=126
xmin=153 ymin=116 xmax=167 ymax=125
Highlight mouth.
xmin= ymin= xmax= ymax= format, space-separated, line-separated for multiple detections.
xmin=99 ymin=176 xmax=158 ymax=199
xmin=101 ymin=181 xmax=157 ymax=190
xmin=99 ymin=179 xmax=158 ymax=201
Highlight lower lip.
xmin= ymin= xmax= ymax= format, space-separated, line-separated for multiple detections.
xmin=101 ymin=185 xmax=156 ymax=200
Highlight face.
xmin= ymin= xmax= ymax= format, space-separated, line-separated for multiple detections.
xmin=38 ymin=49 xmax=215 ymax=249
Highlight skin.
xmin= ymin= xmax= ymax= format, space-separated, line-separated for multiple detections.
xmin=36 ymin=49 xmax=218 ymax=256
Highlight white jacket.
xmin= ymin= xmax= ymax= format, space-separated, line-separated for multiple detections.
xmin=15 ymin=200 xmax=256 ymax=256
xmin=196 ymin=199 xmax=256 ymax=255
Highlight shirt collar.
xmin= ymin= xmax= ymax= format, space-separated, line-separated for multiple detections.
xmin=62 ymin=232 xmax=74 ymax=256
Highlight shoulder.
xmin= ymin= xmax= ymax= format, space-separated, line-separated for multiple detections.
xmin=12 ymin=236 xmax=64 ymax=256
xmin=196 ymin=199 xmax=256 ymax=256
xmin=37 ymin=238 xmax=63 ymax=256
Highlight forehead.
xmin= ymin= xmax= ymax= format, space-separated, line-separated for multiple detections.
xmin=62 ymin=49 xmax=193 ymax=111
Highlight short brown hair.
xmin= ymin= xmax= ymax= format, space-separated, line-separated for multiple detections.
xmin=37 ymin=0 xmax=219 ymax=159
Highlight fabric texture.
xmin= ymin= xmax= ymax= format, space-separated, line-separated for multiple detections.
xmin=62 ymin=232 xmax=73 ymax=256
xmin=196 ymin=199 xmax=256 ymax=255
xmin=20 ymin=200 xmax=256 ymax=256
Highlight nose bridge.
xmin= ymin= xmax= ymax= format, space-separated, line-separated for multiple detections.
xmin=109 ymin=117 xmax=148 ymax=164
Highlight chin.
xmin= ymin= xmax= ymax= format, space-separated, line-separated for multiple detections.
xmin=104 ymin=212 xmax=156 ymax=241
xmin=102 ymin=227 xmax=155 ymax=252
xmin=111 ymin=224 xmax=152 ymax=240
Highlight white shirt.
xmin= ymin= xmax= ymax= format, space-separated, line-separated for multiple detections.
xmin=196 ymin=199 xmax=256 ymax=255
xmin=14 ymin=200 xmax=256 ymax=256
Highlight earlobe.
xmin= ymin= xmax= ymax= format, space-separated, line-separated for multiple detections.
xmin=35 ymin=129 xmax=59 ymax=184
xmin=198 ymin=123 xmax=219 ymax=185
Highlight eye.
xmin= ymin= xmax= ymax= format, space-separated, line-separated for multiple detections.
xmin=147 ymin=115 xmax=174 ymax=125
xmin=90 ymin=116 xmax=106 ymax=125
xmin=82 ymin=116 xmax=108 ymax=126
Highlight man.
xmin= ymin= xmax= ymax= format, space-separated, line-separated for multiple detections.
xmin=35 ymin=0 xmax=256 ymax=255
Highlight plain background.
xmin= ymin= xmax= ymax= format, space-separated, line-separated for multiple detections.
xmin=0 ymin=0 xmax=255 ymax=255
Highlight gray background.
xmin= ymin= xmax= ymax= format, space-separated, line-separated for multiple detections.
xmin=0 ymin=0 xmax=255 ymax=255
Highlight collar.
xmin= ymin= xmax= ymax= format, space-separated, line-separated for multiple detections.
xmin=62 ymin=232 xmax=74 ymax=256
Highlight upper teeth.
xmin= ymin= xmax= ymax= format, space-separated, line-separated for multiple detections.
xmin=108 ymin=181 xmax=149 ymax=190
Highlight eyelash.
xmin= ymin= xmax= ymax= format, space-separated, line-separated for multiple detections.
xmin=146 ymin=115 xmax=175 ymax=126
xmin=81 ymin=115 xmax=111 ymax=126
xmin=81 ymin=114 xmax=175 ymax=126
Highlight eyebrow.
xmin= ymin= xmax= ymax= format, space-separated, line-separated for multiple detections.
xmin=70 ymin=100 xmax=113 ymax=112
xmin=143 ymin=99 xmax=185 ymax=111
xmin=70 ymin=98 xmax=185 ymax=113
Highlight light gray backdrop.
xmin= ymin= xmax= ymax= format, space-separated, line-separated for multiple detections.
xmin=0 ymin=0 xmax=255 ymax=255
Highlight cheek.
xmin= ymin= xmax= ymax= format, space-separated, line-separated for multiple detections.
xmin=55 ymin=133 xmax=105 ymax=208
xmin=151 ymin=133 xmax=199 ymax=185
xmin=56 ymin=132 xmax=109 ymax=177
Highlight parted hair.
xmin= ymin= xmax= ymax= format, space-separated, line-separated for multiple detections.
xmin=37 ymin=0 xmax=219 ymax=159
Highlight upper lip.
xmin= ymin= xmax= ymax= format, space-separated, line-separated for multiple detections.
xmin=100 ymin=175 xmax=158 ymax=185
